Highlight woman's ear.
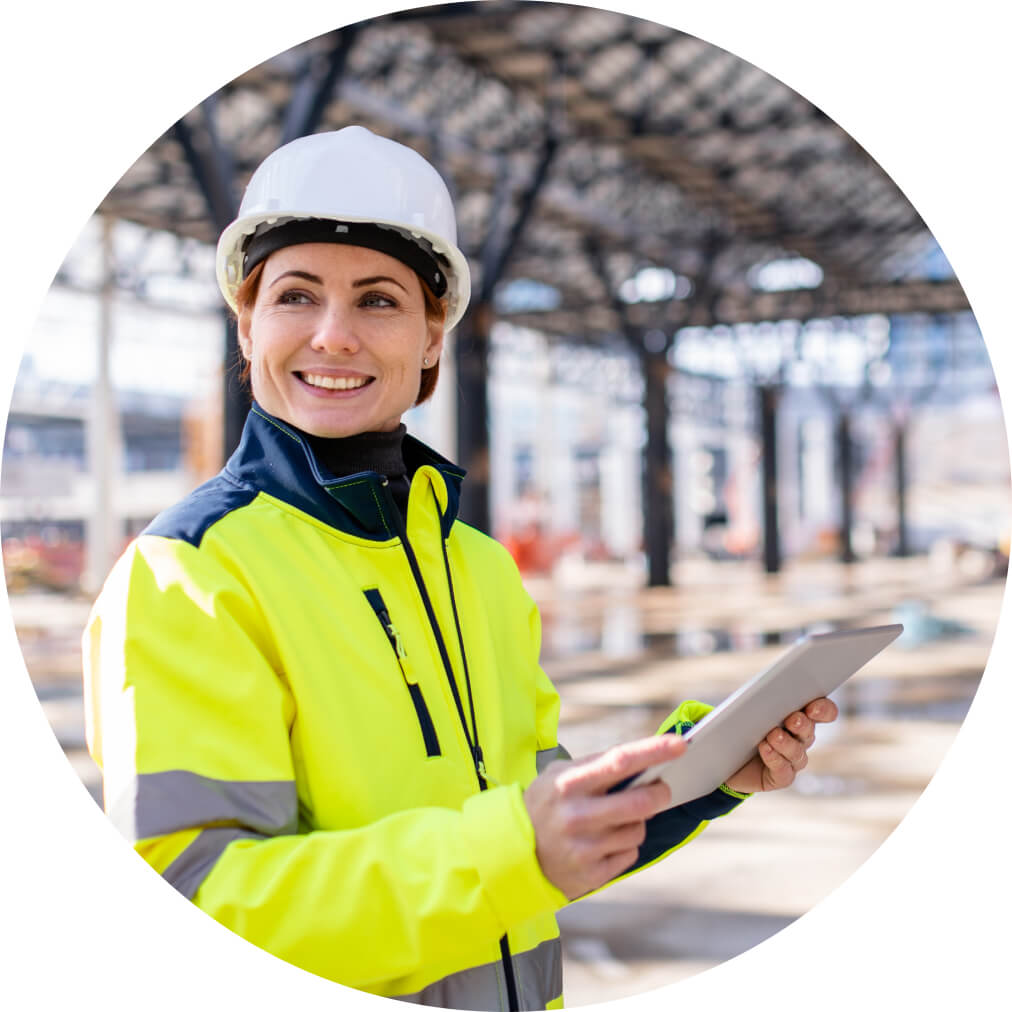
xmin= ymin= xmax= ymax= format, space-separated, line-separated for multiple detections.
xmin=237 ymin=313 xmax=253 ymax=361
xmin=424 ymin=317 xmax=445 ymax=366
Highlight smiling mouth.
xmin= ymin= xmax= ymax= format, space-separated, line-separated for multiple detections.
xmin=298 ymin=372 xmax=373 ymax=391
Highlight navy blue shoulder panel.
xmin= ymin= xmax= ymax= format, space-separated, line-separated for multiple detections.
xmin=150 ymin=406 xmax=470 ymax=544
xmin=141 ymin=473 xmax=259 ymax=548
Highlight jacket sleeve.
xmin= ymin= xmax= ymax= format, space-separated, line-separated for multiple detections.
xmin=83 ymin=534 xmax=567 ymax=995
xmin=608 ymin=701 xmax=749 ymax=882
xmin=507 ymin=568 xmax=745 ymax=885
xmin=529 ymin=591 xmax=570 ymax=778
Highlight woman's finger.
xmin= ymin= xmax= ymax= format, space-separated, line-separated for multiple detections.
xmin=555 ymin=734 xmax=685 ymax=797
xmin=601 ymin=819 xmax=649 ymax=857
xmin=805 ymin=697 xmax=839 ymax=723
xmin=758 ymin=739 xmax=796 ymax=789
xmin=783 ymin=710 xmax=815 ymax=747
xmin=559 ymin=778 xmax=674 ymax=838
xmin=765 ymin=726 xmax=808 ymax=768
xmin=593 ymin=847 xmax=642 ymax=891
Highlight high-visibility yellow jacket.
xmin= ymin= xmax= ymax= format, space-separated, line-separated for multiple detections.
xmin=83 ymin=404 xmax=746 ymax=1010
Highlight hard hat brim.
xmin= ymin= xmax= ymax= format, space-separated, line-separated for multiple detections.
xmin=216 ymin=211 xmax=471 ymax=332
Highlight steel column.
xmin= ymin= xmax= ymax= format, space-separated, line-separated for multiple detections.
xmin=836 ymin=410 xmax=857 ymax=564
xmin=177 ymin=31 xmax=360 ymax=462
xmin=280 ymin=29 xmax=359 ymax=145
xmin=642 ymin=349 xmax=674 ymax=586
xmin=758 ymin=384 xmax=781 ymax=574
xmin=585 ymin=239 xmax=680 ymax=586
xmin=83 ymin=216 xmax=124 ymax=594
xmin=172 ymin=100 xmax=238 ymax=234
xmin=454 ymin=303 xmax=493 ymax=531
xmin=893 ymin=420 xmax=910 ymax=557
xmin=456 ymin=138 xmax=558 ymax=532
xmin=174 ymin=103 xmax=246 ymax=458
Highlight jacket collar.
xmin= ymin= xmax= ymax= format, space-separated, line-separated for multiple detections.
xmin=224 ymin=403 xmax=466 ymax=541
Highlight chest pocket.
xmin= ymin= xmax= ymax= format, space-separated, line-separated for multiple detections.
xmin=363 ymin=588 xmax=441 ymax=758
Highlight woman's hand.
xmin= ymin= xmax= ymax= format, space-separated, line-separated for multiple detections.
xmin=524 ymin=734 xmax=685 ymax=900
xmin=723 ymin=697 xmax=839 ymax=795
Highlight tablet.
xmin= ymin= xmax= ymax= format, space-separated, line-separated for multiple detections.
xmin=618 ymin=623 xmax=904 ymax=808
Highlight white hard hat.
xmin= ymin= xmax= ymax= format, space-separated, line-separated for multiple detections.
xmin=216 ymin=126 xmax=471 ymax=331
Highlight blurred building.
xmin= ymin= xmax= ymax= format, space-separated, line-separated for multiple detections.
xmin=2 ymin=217 xmax=1008 ymax=594
xmin=1 ymin=364 xmax=196 ymax=590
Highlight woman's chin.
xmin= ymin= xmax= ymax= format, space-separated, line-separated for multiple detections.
xmin=288 ymin=406 xmax=397 ymax=440
xmin=258 ymin=383 xmax=409 ymax=438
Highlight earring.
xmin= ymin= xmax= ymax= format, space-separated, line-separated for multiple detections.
xmin=423 ymin=357 xmax=430 ymax=366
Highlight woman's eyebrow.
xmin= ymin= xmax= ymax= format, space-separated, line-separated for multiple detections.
xmin=268 ymin=269 xmax=323 ymax=288
xmin=353 ymin=275 xmax=409 ymax=293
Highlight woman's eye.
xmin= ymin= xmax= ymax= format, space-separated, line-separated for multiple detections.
xmin=278 ymin=289 xmax=312 ymax=305
xmin=360 ymin=292 xmax=396 ymax=308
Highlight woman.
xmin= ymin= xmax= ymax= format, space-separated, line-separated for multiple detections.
xmin=83 ymin=126 xmax=836 ymax=1010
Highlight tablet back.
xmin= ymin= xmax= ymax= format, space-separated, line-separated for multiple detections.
xmin=631 ymin=623 xmax=904 ymax=808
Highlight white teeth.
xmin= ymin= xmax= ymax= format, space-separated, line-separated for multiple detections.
xmin=302 ymin=373 xmax=370 ymax=390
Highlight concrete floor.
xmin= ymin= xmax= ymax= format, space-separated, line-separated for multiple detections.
xmin=7 ymin=551 xmax=1001 ymax=1007
xmin=534 ymin=555 xmax=998 ymax=1005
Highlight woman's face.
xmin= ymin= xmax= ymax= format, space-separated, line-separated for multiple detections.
xmin=238 ymin=242 xmax=444 ymax=438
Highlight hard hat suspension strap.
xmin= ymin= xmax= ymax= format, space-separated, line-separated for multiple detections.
xmin=242 ymin=218 xmax=449 ymax=298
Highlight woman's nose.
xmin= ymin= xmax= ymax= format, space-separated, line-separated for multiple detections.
xmin=310 ymin=307 xmax=360 ymax=354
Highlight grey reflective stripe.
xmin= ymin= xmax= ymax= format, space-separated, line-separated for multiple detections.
xmin=162 ymin=826 xmax=265 ymax=899
xmin=394 ymin=937 xmax=562 ymax=1011
xmin=106 ymin=769 xmax=298 ymax=841
xmin=536 ymin=744 xmax=571 ymax=775
xmin=394 ymin=960 xmax=506 ymax=1011
xmin=513 ymin=937 xmax=562 ymax=1010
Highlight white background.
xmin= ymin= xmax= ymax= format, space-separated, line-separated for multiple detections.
xmin=2 ymin=2 xmax=1008 ymax=1008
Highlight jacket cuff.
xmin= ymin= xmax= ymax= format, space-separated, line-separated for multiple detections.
xmin=657 ymin=699 xmax=715 ymax=733
xmin=679 ymin=784 xmax=749 ymax=821
xmin=460 ymin=784 xmax=568 ymax=927
xmin=719 ymin=782 xmax=752 ymax=801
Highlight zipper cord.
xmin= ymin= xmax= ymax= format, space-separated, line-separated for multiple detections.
xmin=384 ymin=481 xmax=486 ymax=787
xmin=437 ymin=521 xmax=488 ymax=786
xmin=435 ymin=496 xmax=520 ymax=1012
xmin=386 ymin=480 xmax=518 ymax=1011
xmin=499 ymin=936 xmax=521 ymax=1012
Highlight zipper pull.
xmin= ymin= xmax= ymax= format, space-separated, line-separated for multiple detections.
xmin=379 ymin=609 xmax=407 ymax=659
xmin=387 ymin=623 xmax=406 ymax=659
xmin=474 ymin=745 xmax=497 ymax=787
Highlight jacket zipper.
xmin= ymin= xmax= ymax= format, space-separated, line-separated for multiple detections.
xmin=384 ymin=489 xmax=487 ymax=787
xmin=384 ymin=483 xmax=520 ymax=1012
xmin=363 ymin=588 xmax=441 ymax=758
